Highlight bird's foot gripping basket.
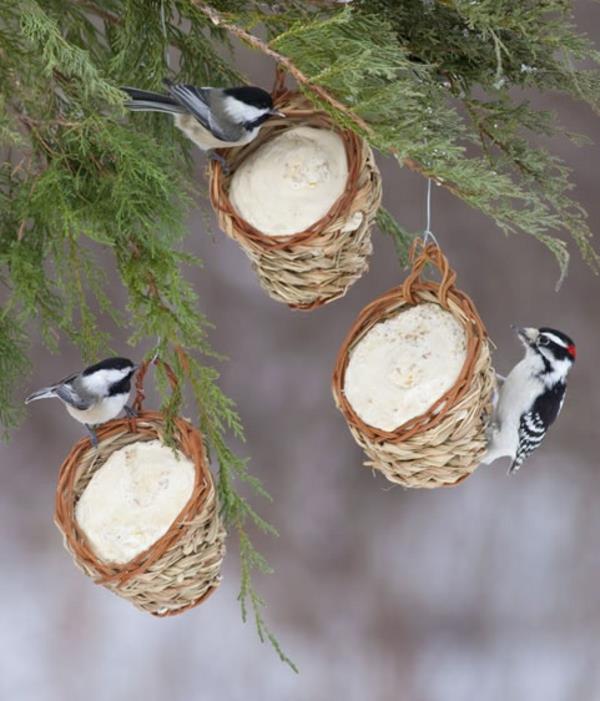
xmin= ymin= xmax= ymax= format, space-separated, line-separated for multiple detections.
xmin=332 ymin=241 xmax=496 ymax=489
xmin=54 ymin=360 xmax=226 ymax=616
xmin=209 ymin=86 xmax=382 ymax=310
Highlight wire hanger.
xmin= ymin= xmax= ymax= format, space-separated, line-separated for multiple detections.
xmin=422 ymin=178 xmax=440 ymax=248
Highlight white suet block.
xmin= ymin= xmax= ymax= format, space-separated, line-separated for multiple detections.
xmin=344 ymin=303 xmax=467 ymax=431
xmin=76 ymin=440 xmax=195 ymax=564
xmin=230 ymin=126 xmax=349 ymax=236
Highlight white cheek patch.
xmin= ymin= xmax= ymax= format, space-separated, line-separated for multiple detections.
xmin=82 ymin=368 xmax=129 ymax=395
xmin=543 ymin=357 xmax=573 ymax=386
xmin=223 ymin=96 xmax=268 ymax=124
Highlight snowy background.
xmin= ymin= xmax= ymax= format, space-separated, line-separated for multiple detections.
xmin=2 ymin=3 xmax=600 ymax=699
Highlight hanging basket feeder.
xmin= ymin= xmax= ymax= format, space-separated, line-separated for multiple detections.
xmin=209 ymin=84 xmax=382 ymax=310
xmin=332 ymin=241 xmax=496 ymax=489
xmin=54 ymin=359 xmax=226 ymax=616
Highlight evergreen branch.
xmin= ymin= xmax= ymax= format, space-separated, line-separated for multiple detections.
xmin=0 ymin=311 xmax=30 ymax=434
xmin=188 ymin=1 xmax=373 ymax=134
xmin=124 ymin=244 xmax=292 ymax=663
xmin=238 ymin=528 xmax=298 ymax=673
xmin=19 ymin=1 xmax=124 ymax=105
xmin=376 ymin=207 xmax=413 ymax=265
xmin=71 ymin=0 xmax=591 ymax=280
xmin=187 ymin=1 xmax=588 ymax=281
xmin=185 ymin=2 xmax=481 ymax=239
xmin=1 ymin=0 xmax=292 ymax=664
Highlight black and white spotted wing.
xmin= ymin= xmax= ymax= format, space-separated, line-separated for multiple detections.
xmin=509 ymin=382 xmax=566 ymax=474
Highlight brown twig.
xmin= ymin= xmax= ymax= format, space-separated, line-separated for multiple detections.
xmin=402 ymin=157 xmax=470 ymax=198
xmin=128 ymin=242 xmax=181 ymax=324
xmin=20 ymin=116 xmax=82 ymax=128
xmin=18 ymin=115 xmax=59 ymax=157
xmin=190 ymin=0 xmax=373 ymax=134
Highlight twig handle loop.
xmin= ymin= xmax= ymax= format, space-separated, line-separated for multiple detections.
xmin=400 ymin=238 xmax=457 ymax=308
xmin=132 ymin=358 xmax=180 ymax=418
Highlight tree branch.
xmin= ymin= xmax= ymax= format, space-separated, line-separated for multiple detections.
xmin=75 ymin=0 xmax=471 ymax=201
xmin=189 ymin=2 xmax=471 ymax=196
xmin=190 ymin=0 xmax=373 ymax=133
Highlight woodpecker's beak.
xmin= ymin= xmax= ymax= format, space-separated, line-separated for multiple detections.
xmin=270 ymin=109 xmax=286 ymax=118
xmin=512 ymin=325 xmax=539 ymax=347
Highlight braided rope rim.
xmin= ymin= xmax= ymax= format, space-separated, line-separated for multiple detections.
xmin=208 ymin=87 xmax=382 ymax=309
xmin=54 ymin=360 xmax=226 ymax=616
xmin=332 ymin=241 xmax=496 ymax=488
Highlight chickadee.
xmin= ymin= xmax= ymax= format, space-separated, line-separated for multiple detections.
xmin=121 ymin=80 xmax=285 ymax=166
xmin=25 ymin=357 xmax=138 ymax=447
xmin=483 ymin=326 xmax=576 ymax=474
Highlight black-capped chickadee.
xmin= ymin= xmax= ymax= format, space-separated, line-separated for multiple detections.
xmin=25 ymin=357 xmax=138 ymax=447
xmin=121 ymin=80 xmax=285 ymax=166
xmin=483 ymin=326 xmax=576 ymax=474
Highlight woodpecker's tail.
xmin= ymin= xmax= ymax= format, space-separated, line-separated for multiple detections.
xmin=507 ymin=456 xmax=524 ymax=475
xmin=24 ymin=387 xmax=57 ymax=404
xmin=121 ymin=87 xmax=186 ymax=115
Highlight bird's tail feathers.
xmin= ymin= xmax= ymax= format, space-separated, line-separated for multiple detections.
xmin=507 ymin=458 xmax=522 ymax=475
xmin=121 ymin=87 xmax=185 ymax=114
xmin=24 ymin=387 xmax=57 ymax=404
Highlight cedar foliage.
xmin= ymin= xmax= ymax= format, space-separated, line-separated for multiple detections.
xmin=1 ymin=0 xmax=599 ymax=668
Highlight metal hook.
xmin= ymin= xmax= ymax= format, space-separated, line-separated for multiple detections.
xmin=422 ymin=178 xmax=440 ymax=247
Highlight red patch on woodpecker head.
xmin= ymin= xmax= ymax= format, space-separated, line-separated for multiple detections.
xmin=567 ymin=344 xmax=576 ymax=359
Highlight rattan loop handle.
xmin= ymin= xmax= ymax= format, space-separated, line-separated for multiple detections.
xmin=401 ymin=239 xmax=457 ymax=307
xmin=132 ymin=358 xmax=180 ymax=415
xmin=272 ymin=65 xmax=287 ymax=99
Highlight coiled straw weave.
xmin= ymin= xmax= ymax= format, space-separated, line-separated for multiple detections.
xmin=209 ymin=80 xmax=382 ymax=310
xmin=332 ymin=241 xmax=496 ymax=489
xmin=54 ymin=360 xmax=226 ymax=616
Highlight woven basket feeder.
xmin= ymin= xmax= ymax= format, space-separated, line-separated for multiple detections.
xmin=332 ymin=241 xmax=496 ymax=489
xmin=208 ymin=84 xmax=382 ymax=310
xmin=54 ymin=359 xmax=226 ymax=616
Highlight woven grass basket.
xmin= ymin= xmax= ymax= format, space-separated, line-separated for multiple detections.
xmin=54 ymin=360 xmax=226 ymax=616
xmin=208 ymin=83 xmax=382 ymax=310
xmin=332 ymin=241 xmax=496 ymax=489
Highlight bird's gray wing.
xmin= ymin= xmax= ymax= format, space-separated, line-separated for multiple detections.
xmin=509 ymin=410 xmax=546 ymax=474
xmin=55 ymin=380 xmax=92 ymax=410
xmin=164 ymin=82 xmax=240 ymax=142
xmin=205 ymin=91 xmax=247 ymax=142
xmin=163 ymin=81 xmax=211 ymax=125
